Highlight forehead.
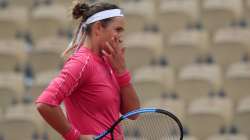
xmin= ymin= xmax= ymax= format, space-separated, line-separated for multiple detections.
xmin=110 ymin=16 xmax=125 ymax=27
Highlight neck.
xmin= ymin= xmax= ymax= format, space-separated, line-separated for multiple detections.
xmin=84 ymin=36 xmax=102 ymax=56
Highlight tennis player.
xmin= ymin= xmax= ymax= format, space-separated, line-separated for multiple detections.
xmin=36 ymin=2 xmax=140 ymax=140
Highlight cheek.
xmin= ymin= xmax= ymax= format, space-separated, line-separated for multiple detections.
xmin=100 ymin=41 xmax=106 ymax=49
xmin=106 ymin=29 xmax=116 ymax=38
xmin=101 ymin=32 xmax=112 ymax=42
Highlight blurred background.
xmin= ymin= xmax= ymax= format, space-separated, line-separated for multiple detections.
xmin=0 ymin=0 xmax=250 ymax=140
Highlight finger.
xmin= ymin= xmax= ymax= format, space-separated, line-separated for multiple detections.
xmin=114 ymin=35 xmax=122 ymax=46
xmin=105 ymin=42 xmax=115 ymax=55
xmin=109 ymin=37 xmax=115 ymax=47
xmin=121 ymin=47 xmax=126 ymax=54
xmin=111 ymin=36 xmax=120 ymax=49
xmin=120 ymin=47 xmax=126 ymax=57
xmin=113 ymin=36 xmax=123 ymax=52
xmin=110 ymin=37 xmax=119 ymax=52
xmin=102 ymin=49 xmax=111 ymax=58
xmin=102 ymin=50 xmax=114 ymax=63
xmin=114 ymin=35 xmax=119 ymax=44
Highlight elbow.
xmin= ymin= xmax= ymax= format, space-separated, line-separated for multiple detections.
xmin=36 ymin=103 xmax=48 ymax=114
xmin=127 ymin=106 xmax=141 ymax=120
xmin=129 ymin=104 xmax=140 ymax=120
xmin=121 ymin=109 xmax=140 ymax=120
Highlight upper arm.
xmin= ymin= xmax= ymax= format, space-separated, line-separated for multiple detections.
xmin=36 ymin=55 xmax=91 ymax=106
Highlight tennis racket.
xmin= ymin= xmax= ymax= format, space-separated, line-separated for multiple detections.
xmin=94 ymin=108 xmax=183 ymax=140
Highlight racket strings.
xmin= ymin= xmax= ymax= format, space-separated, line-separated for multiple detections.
xmin=120 ymin=113 xmax=181 ymax=140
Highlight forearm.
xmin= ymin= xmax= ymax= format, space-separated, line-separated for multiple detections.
xmin=36 ymin=103 xmax=71 ymax=136
xmin=120 ymin=84 xmax=140 ymax=119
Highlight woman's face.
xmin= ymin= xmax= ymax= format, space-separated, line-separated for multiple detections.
xmin=99 ymin=17 xmax=125 ymax=51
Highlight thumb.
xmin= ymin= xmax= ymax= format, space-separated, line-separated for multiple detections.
xmin=121 ymin=47 xmax=126 ymax=54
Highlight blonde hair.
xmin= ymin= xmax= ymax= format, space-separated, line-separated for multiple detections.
xmin=61 ymin=0 xmax=86 ymax=57
xmin=61 ymin=23 xmax=84 ymax=57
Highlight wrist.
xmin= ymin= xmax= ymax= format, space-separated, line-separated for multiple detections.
xmin=115 ymin=69 xmax=131 ymax=88
xmin=116 ymin=68 xmax=126 ymax=75
xmin=63 ymin=126 xmax=81 ymax=140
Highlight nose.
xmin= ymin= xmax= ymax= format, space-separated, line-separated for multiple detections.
xmin=118 ymin=38 xmax=123 ymax=44
xmin=117 ymin=34 xmax=123 ymax=43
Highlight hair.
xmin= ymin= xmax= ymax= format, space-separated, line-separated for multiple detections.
xmin=61 ymin=1 xmax=120 ymax=57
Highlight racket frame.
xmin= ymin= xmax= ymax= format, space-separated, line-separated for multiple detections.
xmin=94 ymin=108 xmax=183 ymax=140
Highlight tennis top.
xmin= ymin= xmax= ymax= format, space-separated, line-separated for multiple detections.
xmin=36 ymin=46 xmax=124 ymax=140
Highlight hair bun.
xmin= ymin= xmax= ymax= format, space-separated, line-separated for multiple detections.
xmin=72 ymin=3 xmax=90 ymax=20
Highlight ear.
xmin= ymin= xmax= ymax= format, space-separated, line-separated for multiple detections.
xmin=92 ymin=21 xmax=103 ymax=36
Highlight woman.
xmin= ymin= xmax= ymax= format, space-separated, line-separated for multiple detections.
xmin=36 ymin=2 xmax=140 ymax=140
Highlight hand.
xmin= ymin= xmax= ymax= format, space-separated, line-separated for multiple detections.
xmin=79 ymin=135 xmax=95 ymax=140
xmin=102 ymin=36 xmax=126 ymax=74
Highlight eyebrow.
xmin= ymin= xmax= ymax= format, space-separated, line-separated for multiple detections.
xmin=116 ymin=26 xmax=124 ymax=32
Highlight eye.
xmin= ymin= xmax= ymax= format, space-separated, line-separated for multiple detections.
xmin=115 ymin=27 xmax=124 ymax=33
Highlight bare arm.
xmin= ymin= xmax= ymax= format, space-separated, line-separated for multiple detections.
xmin=36 ymin=103 xmax=71 ymax=135
xmin=103 ymin=36 xmax=141 ymax=119
xmin=36 ymin=103 xmax=94 ymax=140
xmin=120 ymin=84 xmax=140 ymax=119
